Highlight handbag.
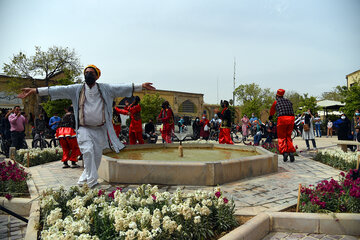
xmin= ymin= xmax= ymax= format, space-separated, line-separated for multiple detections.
xmin=204 ymin=124 xmax=209 ymax=131
xmin=303 ymin=124 xmax=310 ymax=132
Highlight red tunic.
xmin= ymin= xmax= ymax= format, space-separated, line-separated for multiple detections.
xmin=128 ymin=104 xmax=143 ymax=133
xmin=158 ymin=108 xmax=174 ymax=133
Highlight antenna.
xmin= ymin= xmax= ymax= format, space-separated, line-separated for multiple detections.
xmin=217 ymin=77 xmax=219 ymax=104
xmin=233 ymin=58 xmax=236 ymax=106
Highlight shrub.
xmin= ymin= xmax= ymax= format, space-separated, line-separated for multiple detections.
xmin=314 ymin=149 xmax=358 ymax=171
xmin=39 ymin=184 xmax=238 ymax=239
xmin=15 ymin=147 xmax=63 ymax=167
xmin=299 ymin=169 xmax=360 ymax=213
xmin=0 ymin=161 xmax=29 ymax=199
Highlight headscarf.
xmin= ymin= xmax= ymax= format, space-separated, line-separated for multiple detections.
xmin=84 ymin=64 xmax=101 ymax=79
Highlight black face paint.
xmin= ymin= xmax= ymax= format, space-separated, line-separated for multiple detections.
xmin=85 ymin=72 xmax=96 ymax=86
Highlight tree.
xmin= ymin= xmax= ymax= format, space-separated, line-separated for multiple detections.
xmin=297 ymin=94 xmax=319 ymax=115
xmin=286 ymin=90 xmax=302 ymax=113
xmin=321 ymin=85 xmax=346 ymax=102
xmin=233 ymin=83 xmax=274 ymax=117
xmin=3 ymin=45 xmax=82 ymax=92
xmin=140 ymin=93 xmax=165 ymax=123
xmin=3 ymin=46 xmax=82 ymax=117
xmin=339 ymin=83 xmax=360 ymax=117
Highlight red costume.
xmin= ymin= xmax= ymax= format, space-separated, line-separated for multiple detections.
xmin=200 ymin=116 xmax=210 ymax=140
xmin=217 ymin=107 xmax=234 ymax=144
xmin=112 ymin=108 xmax=122 ymax=137
xmin=269 ymin=89 xmax=296 ymax=156
xmin=56 ymin=113 xmax=81 ymax=163
xmin=158 ymin=108 xmax=174 ymax=143
xmin=116 ymin=104 xmax=144 ymax=145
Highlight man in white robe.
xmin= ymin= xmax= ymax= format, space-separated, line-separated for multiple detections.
xmin=18 ymin=64 xmax=155 ymax=187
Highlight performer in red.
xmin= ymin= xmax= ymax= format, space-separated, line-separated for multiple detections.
xmin=112 ymin=101 xmax=122 ymax=138
xmin=116 ymin=97 xmax=144 ymax=145
xmin=269 ymin=89 xmax=296 ymax=162
xmin=158 ymin=101 xmax=174 ymax=143
xmin=56 ymin=106 xmax=81 ymax=168
xmin=216 ymin=100 xmax=234 ymax=144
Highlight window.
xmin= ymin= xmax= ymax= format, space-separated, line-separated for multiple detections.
xmin=179 ymin=100 xmax=196 ymax=113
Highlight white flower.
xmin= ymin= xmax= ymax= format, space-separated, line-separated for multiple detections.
xmin=151 ymin=216 xmax=161 ymax=229
xmin=194 ymin=216 xmax=201 ymax=224
xmin=46 ymin=207 xmax=62 ymax=225
xmin=129 ymin=221 xmax=137 ymax=229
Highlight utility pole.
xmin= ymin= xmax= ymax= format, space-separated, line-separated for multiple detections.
xmin=233 ymin=58 xmax=236 ymax=106
xmin=217 ymin=77 xmax=219 ymax=104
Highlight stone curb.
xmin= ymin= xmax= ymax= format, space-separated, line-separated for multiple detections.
xmin=219 ymin=212 xmax=360 ymax=240
xmin=25 ymin=201 xmax=39 ymax=240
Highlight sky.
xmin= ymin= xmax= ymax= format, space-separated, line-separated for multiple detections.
xmin=0 ymin=0 xmax=359 ymax=104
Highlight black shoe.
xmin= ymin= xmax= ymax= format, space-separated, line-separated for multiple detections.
xmin=71 ymin=162 xmax=80 ymax=168
xmin=283 ymin=153 xmax=289 ymax=162
xmin=290 ymin=152 xmax=295 ymax=162
xmin=62 ymin=163 xmax=70 ymax=169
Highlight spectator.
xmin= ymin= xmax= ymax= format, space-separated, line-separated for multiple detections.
xmin=7 ymin=106 xmax=28 ymax=150
xmin=192 ymin=117 xmax=201 ymax=140
xmin=253 ymin=120 xmax=262 ymax=146
xmin=49 ymin=112 xmax=61 ymax=136
xmin=265 ymin=121 xmax=275 ymax=144
xmin=301 ymin=109 xmax=317 ymax=151
xmin=35 ymin=114 xmax=47 ymax=134
xmin=327 ymin=119 xmax=333 ymax=138
xmin=314 ymin=114 xmax=322 ymax=137
xmin=178 ymin=116 xmax=185 ymax=133
xmin=241 ymin=114 xmax=250 ymax=140
xmin=334 ymin=114 xmax=353 ymax=151
xmin=145 ymin=119 xmax=158 ymax=143
xmin=249 ymin=113 xmax=258 ymax=125
xmin=351 ymin=109 xmax=360 ymax=140
xmin=200 ymin=114 xmax=210 ymax=140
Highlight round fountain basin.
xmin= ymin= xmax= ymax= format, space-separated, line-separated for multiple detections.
xmin=98 ymin=143 xmax=278 ymax=186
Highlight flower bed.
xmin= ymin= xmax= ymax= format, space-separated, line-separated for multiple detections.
xmin=0 ymin=160 xmax=29 ymax=200
xmin=15 ymin=147 xmax=63 ymax=167
xmin=39 ymin=184 xmax=238 ymax=239
xmin=314 ymin=149 xmax=358 ymax=171
xmin=299 ymin=169 xmax=360 ymax=213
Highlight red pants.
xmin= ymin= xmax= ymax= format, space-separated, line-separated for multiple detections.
xmin=129 ymin=131 xmax=144 ymax=145
xmin=219 ymin=128 xmax=234 ymax=144
xmin=161 ymin=129 xmax=172 ymax=143
xmin=59 ymin=137 xmax=81 ymax=162
xmin=277 ymin=116 xmax=296 ymax=154
xmin=113 ymin=124 xmax=121 ymax=137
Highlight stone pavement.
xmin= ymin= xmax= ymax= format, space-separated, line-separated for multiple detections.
xmin=28 ymin=136 xmax=342 ymax=216
xmin=262 ymin=232 xmax=359 ymax=240
xmin=0 ymin=214 xmax=27 ymax=240
xmin=0 ymin=136 xmax=350 ymax=239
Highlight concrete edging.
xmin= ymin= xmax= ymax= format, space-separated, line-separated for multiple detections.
xmin=219 ymin=212 xmax=360 ymax=240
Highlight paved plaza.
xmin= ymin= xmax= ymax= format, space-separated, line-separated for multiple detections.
xmin=1 ymin=136 xmax=358 ymax=239
xmin=262 ymin=232 xmax=359 ymax=240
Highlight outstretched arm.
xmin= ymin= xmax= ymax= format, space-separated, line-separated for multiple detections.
xmin=142 ymin=82 xmax=155 ymax=90
xmin=18 ymin=88 xmax=37 ymax=99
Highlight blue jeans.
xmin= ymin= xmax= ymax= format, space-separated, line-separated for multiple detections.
xmin=254 ymin=133 xmax=262 ymax=145
xmin=315 ymin=124 xmax=321 ymax=137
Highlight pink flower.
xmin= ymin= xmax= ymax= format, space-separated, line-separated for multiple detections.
xmin=152 ymin=194 xmax=156 ymax=201
xmin=215 ymin=191 xmax=221 ymax=198
xmin=98 ymin=189 xmax=105 ymax=196
xmin=223 ymin=197 xmax=229 ymax=203
xmin=5 ymin=194 xmax=12 ymax=200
